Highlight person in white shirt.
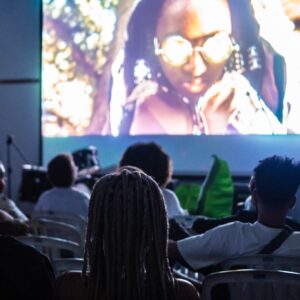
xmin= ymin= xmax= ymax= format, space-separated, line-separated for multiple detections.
xmin=35 ymin=153 xmax=89 ymax=221
xmin=169 ymin=155 xmax=300 ymax=270
xmin=119 ymin=142 xmax=187 ymax=218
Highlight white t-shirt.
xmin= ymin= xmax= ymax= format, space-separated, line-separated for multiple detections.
xmin=35 ymin=187 xmax=89 ymax=221
xmin=177 ymin=221 xmax=300 ymax=270
xmin=162 ymin=188 xmax=187 ymax=218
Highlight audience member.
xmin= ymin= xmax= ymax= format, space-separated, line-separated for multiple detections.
xmin=0 ymin=161 xmax=28 ymax=222
xmin=54 ymin=168 xmax=200 ymax=300
xmin=0 ymin=235 xmax=54 ymax=300
xmin=35 ymin=153 xmax=89 ymax=221
xmin=169 ymin=155 xmax=300 ymax=270
xmin=119 ymin=142 xmax=187 ymax=218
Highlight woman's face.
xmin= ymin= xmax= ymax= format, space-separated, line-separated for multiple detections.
xmin=156 ymin=0 xmax=232 ymax=99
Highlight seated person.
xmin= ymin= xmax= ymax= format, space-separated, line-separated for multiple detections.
xmin=0 ymin=161 xmax=28 ymax=222
xmin=35 ymin=153 xmax=89 ymax=221
xmin=54 ymin=168 xmax=200 ymax=300
xmin=169 ymin=155 xmax=300 ymax=271
xmin=0 ymin=208 xmax=29 ymax=236
xmin=0 ymin=235 xmax=54 ymax=300
xmin=119 ymin=142 xmax=187 ymax=218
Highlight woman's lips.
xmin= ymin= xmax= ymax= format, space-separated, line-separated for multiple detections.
xmin=182 ymin=78 xmax=207 ymax=92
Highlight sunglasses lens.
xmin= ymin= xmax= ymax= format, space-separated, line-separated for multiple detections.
xmin=202 ymin=33 xmax=233 ymax=64
xmin=161 ymin=35 xmax=193 ymax=67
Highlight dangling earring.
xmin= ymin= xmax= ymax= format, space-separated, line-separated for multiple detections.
xmin=247 ymin=46 xmax=262 ymax=71
xmin=225 ymin=41 xmax=245 ymax=74
xmin=133 ymin=59 xmax=151 ymax=84
xmin=232 ymin=43 xmax=245 ymax=73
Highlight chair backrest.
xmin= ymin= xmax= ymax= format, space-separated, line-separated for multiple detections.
xmin=221 ymin=255 xmax=300 ymax=273
xmin=29 ymin=218 xmax=83 ymax=247
xmin=202 ymin=269 xmax=300 ymax=300
xmin=17 ymin=235 xmax=83 ymax=260
xmin=52 ymin=258 xmax=84 ymax=278
xmin=31 ymin=211 xmax=86 ymax=245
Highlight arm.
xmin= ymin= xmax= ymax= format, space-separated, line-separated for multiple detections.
xmin=168 ymin=240 xmax=194 ymax=270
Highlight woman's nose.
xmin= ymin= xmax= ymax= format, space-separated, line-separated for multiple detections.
xmin=183 ymin=51 xmax=207 ymax=76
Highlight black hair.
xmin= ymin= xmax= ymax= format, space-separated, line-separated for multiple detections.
xmin=83 ymin=168 xmax=177 ymax=300
xmin=252 ymin=155 xmax=300 ymax=207
xmin=119 ymin=142 xmax=172 ymax=187
xmin=47 ymin=153 xmax=75 ymax=188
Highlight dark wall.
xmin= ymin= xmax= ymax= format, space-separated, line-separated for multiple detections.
xmin=0 ymin=0 xmax=41 ymax=201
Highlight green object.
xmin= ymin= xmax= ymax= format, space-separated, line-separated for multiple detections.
xmin=175 ymin=183 xmax=201 ymax=213
xmin=196 ymin=155 xmax=233 ymax=217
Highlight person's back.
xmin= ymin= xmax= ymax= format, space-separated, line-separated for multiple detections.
xmin=35 ymin=153 xmax=89 ymax=221
xmin=169 ymin=155 xmax=300 ymax=271
xmin=54 ymin=168 xmax=199 ymax=300
xmin=0 ymin=236 xmax=54 ymax=300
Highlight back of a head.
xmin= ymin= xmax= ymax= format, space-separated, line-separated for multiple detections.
xmin=47 ymin=153 xmax=75 ymax=188
xmin=119 ymin=142 xmax=172 ymax=187
xmin=83 ymin=168 xmax=176 ymax=300
xmin=253 ymin=155 xmax=300 ymax=208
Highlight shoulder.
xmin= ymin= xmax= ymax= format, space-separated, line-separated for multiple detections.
xmin=176 ymin=278 xmax=200 ymax=300
xmin=162 ymin=188 xmax=178 ymax=199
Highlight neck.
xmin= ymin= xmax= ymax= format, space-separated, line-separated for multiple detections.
xmin=257 ymin=211 xmax=287 ymax=228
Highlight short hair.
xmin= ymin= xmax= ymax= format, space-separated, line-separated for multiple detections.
xmin=119 ymin=142 xmax=172 ymax=187
xmin=47 ymin=153 xmax=75 ymax=188
xmin=83 ymin=168 xmax=176 ymax=300
xmin=252 ymin=155 xmax=300 ymax=207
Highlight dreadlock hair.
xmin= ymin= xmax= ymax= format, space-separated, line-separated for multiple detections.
xmin=124 ymin=0 xmax=264 ymax=97
xmin=82 ymin=167 xmax=177 ymax=300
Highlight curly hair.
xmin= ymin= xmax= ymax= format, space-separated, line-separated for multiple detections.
xmin=82 ymin=168 xmax=177 ymax=300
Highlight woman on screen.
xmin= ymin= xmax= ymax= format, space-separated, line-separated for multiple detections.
xmin=110 ymin=0 xmax=288 ymax=135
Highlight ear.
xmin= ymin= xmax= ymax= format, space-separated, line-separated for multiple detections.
xmin=289 ymin=196 xmax=296 ymax=209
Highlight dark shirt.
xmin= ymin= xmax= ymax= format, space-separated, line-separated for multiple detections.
xmin=0 ymin=236 xmax=55 ymax=300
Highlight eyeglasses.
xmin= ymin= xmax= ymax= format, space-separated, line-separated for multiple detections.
xmin=154 ymin=32 xmax=233 ymax=67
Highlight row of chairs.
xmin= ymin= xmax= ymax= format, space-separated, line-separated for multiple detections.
xmin=14 ymin=211 xmax=87 ymax=277
xmin=198 ymin=255 xmax=300 ymax=300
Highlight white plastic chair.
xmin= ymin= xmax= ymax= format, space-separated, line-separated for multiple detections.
xmin=221 ymin=254 xmax=300 ymax=273
xmin=202 ymin=269 xmax=300 ymax=300
xmin=31 ymin=211 xmax=87 ymax=246
xmin=17 ymin=235 xmax=83 ymax=260
xmin=29 ymin=218 xmax=84 ymax=247
xmin=52 ymin=258 xmax=84 ymax=277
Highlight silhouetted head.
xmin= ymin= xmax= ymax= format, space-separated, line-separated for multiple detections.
xmin=249 ymin=155 xmax=300 ymax=210
xmin=119 ymin=142 xmax=172 ymax=187
xmin=47 ymin=153 xmax=77 ymax=188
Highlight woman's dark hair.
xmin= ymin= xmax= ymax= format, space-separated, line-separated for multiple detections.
xmin=119 ymin=142 xmax=172 ymax=187
xmin=47 ymin=153 xmax=75 ymax=188
xmin=83 ymin=168 xmax=177 ymax=300
xmin=124 ymin=0 xmax=264 ymax=96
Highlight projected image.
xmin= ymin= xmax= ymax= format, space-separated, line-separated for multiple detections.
xmin=42 ymin=0 xmax=300 ymax=136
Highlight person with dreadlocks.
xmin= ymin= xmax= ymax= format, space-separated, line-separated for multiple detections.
xmin=110 ymin=0 xmax=289 ymax=135
xmin=54 ymin=167 xmax=200 ymax=300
